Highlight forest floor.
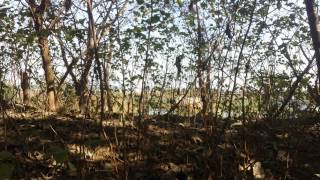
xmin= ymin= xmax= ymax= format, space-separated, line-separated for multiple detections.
xmin=0 ymin=111 xmax=320 ymax=179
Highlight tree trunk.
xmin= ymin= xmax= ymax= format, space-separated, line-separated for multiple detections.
xmin=195 ymin=4 xmax=208 ymax=126
xmin=104 ymin=41 xmax=113 ymax=112
xmin=227 ymin=0 xmax=256 ymax=119
xmin=21 ymin=71 xmax=30 ymax=106
xmin=78 ymin=26 xmax=95 ymax=114
xmin=28 ymin=0 xmax=57 ymax=111
xmin=87 ymin=0 xmax=105 ymax=125
xmin=138 ymin=0 xmax=153 ymax=121
xmin=39 ymin=36 xmax=56 ymax=111
xmin=78 ymin=64 xmax=91 ymax=114
xmin=305 ymin=0 xmax=320 ymax=90
xmin=158 ymin=56 xmax=169 ymax=115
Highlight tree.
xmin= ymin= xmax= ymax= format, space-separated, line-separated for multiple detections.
xmin=27 ymin=0 xmax=59 ymax=111
xmin=305 ymin=0 xmax=320 ymax=104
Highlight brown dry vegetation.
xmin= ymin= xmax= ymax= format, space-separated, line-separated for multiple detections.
xmin=0 ymin=109 xmax=319 ymax=179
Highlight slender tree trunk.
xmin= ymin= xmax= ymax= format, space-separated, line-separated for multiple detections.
xmin=272 ymin=45 xmax=315 ymax=118
xmin=305 ymin=0 xmax=320 ymax=90
xmin=227 ymin=0 xmax=256 ymax=119
xmin=213 ymin=40 xmax=229 ymax=123
xmin=138 ymin=0 xmax=153 ymax=121
xmin=86 ymin=0 xmax=105 ymax=125
xmin=78 ymin=0 xmax=97 ymax=114
xmin=195 ymin=4 xmax=208 ymax=126
xmin=104 ymin=41 xmax=113 ymax=112
xmin=21 ymin=71 xmax=30 ymax=106
xmin=272 ymin=59 xmax=314 ymax=118
xmin=78 ymin=55 xmax=93 ymax=114
xmin=38 ymin=36 xmax=56 ymax=111
xmin=57 ymin=37 xmax=79 ymax=91
xmin=158 ymin=56 xmax=169 ymax=115
xmin=28 ymin=0 xmax=57 ymax=111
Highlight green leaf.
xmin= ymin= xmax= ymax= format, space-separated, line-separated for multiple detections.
xmin=133 ymin=11 xmax=140 ymax=16
xmin=151 ymin=15 xmax=160 ymax=23
xmin=257 ymin=6 xmax=269 ymax=17
xmin=154 ymin=43 xmax=163 ymax=50
xmin=131 ymin=75 xmax=141 ymax=81
xmin=138 ymin=45 xmax=146 ymax=52
xmin=122 ymin=40 xmax=131 ymax=50
xmin=200 ymin=2 xmax=208 ymax=9
xmin=187 ymin=15 xmax=195 ymax=27
xmin=0 ymin=162 xmax=14 ymax=180
xmin=177 ymin=0 xmax=183 ymax=7
xmin=0 ymin=7 xmax=9 ymax=18
xmin=26 ymin=35 xmax=35 ymax=44
xmin=136 ymin=0 xmax=144 ymax=5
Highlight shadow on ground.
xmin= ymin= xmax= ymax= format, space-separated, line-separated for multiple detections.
xmin=0 ymin=111 xmax=319 ymax=179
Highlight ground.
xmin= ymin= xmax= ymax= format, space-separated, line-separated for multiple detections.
xmin=0 ymin=111 xmax=319 ymax=179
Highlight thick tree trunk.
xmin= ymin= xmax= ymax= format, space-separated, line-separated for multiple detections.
xmin=38 ymin=36 xmax=56 ymax=111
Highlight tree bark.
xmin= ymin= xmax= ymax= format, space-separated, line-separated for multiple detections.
xmin=21 ymin=71 xmax=30 ymax=106
xmin=195 ymin=4 xmax=209 ymax=127
xmin=38 ymin=36 xmax=56 ymax=111
xmin=78 ymin=9 xmax=95 ymax=114
xmin=87 ymin=0 xmax=105 ymax=125
xmin=104 ymin=41 xmax=113 ymax=112
xmin=28 ymin=0 xmax=57 ymax=111
xmin=305 ymin=0 xmax=320 ymax=89
xmin=78 ymin=53 xmax=93 ymax=114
